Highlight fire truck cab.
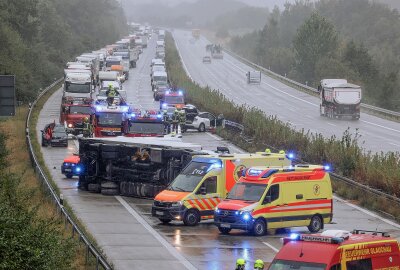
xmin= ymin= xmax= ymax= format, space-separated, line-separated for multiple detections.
xmin=160 ymin=90 xmax=185 ymax=110
xmin=152 ymin=150 xmax=292 ymax=226
xmin=60 ymin=97 xmax=93 ymax=135
xmin=270 ymin=229 xmax=400 ymax=270
xmin=214 ymin=165 xmax=333 ymax=236
xmin=124 ymin=110 xmax=165 ymax=137
xmin=93 ymin=103 xmax=130 ymax=137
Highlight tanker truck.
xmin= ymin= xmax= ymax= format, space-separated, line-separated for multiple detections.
xmin=318 ymin=79 xmax=361 ymax=120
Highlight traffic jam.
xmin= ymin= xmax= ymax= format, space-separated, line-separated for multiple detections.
xmin=42 ymin=24 xmax=400 ymax=270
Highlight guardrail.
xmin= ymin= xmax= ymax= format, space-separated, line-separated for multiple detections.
xmin=224 ymin=48 xmax=400 ymax=119
xmin=25 ymin=79 xmax=112 ymax=270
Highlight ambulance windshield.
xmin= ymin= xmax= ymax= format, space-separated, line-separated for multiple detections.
xmin=269 ymin=260 xmax=326 ymax=270
xmin=168 ymin=162 xmax=212 ymax=192
xmin=227 ymin=183 xmax=266 ymax=202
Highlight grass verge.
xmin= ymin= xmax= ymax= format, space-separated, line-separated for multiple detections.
xmin=166 ymin=32 xmax=400 ymax=221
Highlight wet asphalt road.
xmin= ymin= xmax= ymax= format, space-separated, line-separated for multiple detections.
xmin=172 ymin=30 xmax=400 ymax=154
xmin=35 ymin=33 xmax=400 ymax=270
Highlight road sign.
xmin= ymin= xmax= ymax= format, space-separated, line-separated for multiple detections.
xmin=0 ymin=75 xmax=16 ymax=116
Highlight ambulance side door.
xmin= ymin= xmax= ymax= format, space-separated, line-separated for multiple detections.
xmin=194 ymin=175 xmax=220 ymax=217
xmin=281 ymin=182 xmax=310 ymax=228
xmin=260 ymin=184 xmax=283 ymax=229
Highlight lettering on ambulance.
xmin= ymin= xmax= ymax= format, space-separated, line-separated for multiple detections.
xmin=271 ymin=170 xmax=326 ymax=184
xmin=344 ymin=246 xmax=393 ymax=259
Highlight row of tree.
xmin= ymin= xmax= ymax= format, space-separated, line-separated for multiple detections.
xmin=0 ymin=0 xmax=127 ymax=101
xmin=230 ymin=0 xmax=400 ymax=110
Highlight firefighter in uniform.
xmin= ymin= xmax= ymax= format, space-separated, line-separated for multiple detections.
xmin=235 ymin=258 xmax=246 ymax=270
xmin=253 ymin=259 xmax=264 ymax=270
xmin=106 ymin=84 xmax=119 ymax=105
xmin=162 ymin=109 xmax=170 ymax=134
xmin=172 ymin=109 xmax=179 ymax=133
xmin=82 ymin=117 xmax=93 ymax=138
xmin=179 ymin=109 xmax=186 ymax=133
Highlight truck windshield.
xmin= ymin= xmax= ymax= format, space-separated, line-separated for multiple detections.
xmin=165 ymin=96 xmax=184 ymax=104
xmin=129 ymin=123 xmax=164 ymax=135
xmin=69 ymin=106 xmax=92 ymax=114
xmin=96 ymin=113 xmax=123 ymax=127
xmin=169 ymin=162 xmax=212 ymax=192
xmin=269 ymin=260 xmax=326 ymax=270
xmin=227 ymin=183 xmax=266 ymax=202
xmin=65 ymin=82 xmax=91 ymax=93
xmin=153 ymin=76 xmax=167 ymax=82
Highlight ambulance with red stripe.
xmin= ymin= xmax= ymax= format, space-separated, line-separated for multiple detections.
xmin=152 ymin=150 xmax=292 ymax=226
xmin=269 ymin=229 xmax=400 ymax=270
xmin=214 ymin=165 xmax=333 ymax=236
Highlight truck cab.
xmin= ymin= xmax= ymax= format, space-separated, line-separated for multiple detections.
xmin=93 ymin=104 xmax=130 ymax=137
xmin=124 ymin=110 xmax=165 ymax=137
xmin=152 ymin=71 xmax=168 ymax=91
xmin=64 ymin=72 xmax=93 ymax=99
xmin=60 ymin=97 xmax=93 ymax=135
xmin=214 ymin=165 xmax=333 ymax=236
xmin=270 ymin=230 xmax=400 ymax=270
xmin=152 ymin=151 xmax=292 ymax=226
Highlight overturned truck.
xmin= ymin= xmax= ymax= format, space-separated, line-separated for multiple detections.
xmin=77 ymin=136 xmax=210 ymax=197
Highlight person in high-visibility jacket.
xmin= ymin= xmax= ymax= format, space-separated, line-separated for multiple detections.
xmin=172 ymin=109 xmax=179 ymax=133
xmin=82 ymin=117 xmax=93 ymax=138
xmin=179 ymin=109 xmax=186 ymax=133
xmin=163 ymin=109 xmax=170 ymax=134
xmin=235 ymin=258 xmax=246 ymax=270
xmin=106 ymin=84 xmax=119 ymax=105
xmin=253 ymin=259 xmax=264 ymax=270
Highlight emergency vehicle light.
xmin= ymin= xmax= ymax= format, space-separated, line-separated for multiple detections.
xmin=289 ymin=233 xmax=300 ymax=240
xmin=166 ymin=90 xmax=170 ymax=95
xmin=157 ymin=114 xmax=162 ymax=119
xmin=178 ymin=91 xmax=183 ymax=95
xmin=324 ymin=164 xmax=332 ymax=171
xmin=162 ymin=103 xmax=167 ymax=108
xmin=287 ymin=152 xmax=295 ymax=160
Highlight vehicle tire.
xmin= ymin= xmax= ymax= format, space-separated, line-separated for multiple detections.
xmin=101 ymin=188 xmax=119 ymax=196
xmin=218 ymin=226 xmax=232 ymax=235
xmin=252 ymin=219 xmax=266 ymax=236
xmin=88 ymin=183 xmax=101 ymax=193
xmin=66 ymin=173 xmax=73 ymax=179
xmin=308 ymin=215 xmax=323 ymax=233
xmin=198 ymin=123 xmax=206 ymax=132
xmin=183 ymin=209 xmax=200 ymax=226
xmin=159 ymin=218 xmax=172 ymax=224
xmin=101 ymin=181 xmax=118 ymax=189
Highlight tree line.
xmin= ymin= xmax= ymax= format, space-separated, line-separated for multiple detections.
xmin=230 ymin=0 xmax=400 ymax=110
xmin=0 ymin=0 xmax=127 ymax=102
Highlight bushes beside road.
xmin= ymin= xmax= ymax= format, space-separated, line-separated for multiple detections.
xmin=165 ymin=33 xmax=400 ymax=219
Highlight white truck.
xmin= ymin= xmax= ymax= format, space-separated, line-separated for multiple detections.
xmin=246 ymin=71 xmax=261 ymax=84
xmin=64 ymin=72 xmax=93 ymax=99
xmin=151 ymin=71 xmax=168 ymax=91
xmin=99 ymin=71 xmax=119 ymax=84
xmin=318 ymin=79 xmax=362 ymax=120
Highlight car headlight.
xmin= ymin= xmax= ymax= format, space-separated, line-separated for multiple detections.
xmin=171 ymin=201 xmax=183 ymax=207
xmin=215 ymin=207 xmax=220 ymax=214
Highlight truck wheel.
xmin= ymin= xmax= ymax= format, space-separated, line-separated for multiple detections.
xmin=88 ymin=183 xmax=101 ymax=193
xmin=101 ymin=181 xmax=118 ymax=189
xmin=308 ymin=215 xmax=323 ymax=233
xmin=252 ymin=219 xmax=266 ymax=236
xmin=218 ymin=226 xmax=232 ymax=235
xmin=65 ymin=173 xmax=73 ymax=179
xmin=198 ymin=123 xmax=206 ymax=132
xmin=183 ymin=209 xmax=200 ymax=226
xmin=101 ymin=188 xmax=119 ymax=196
xmin=159 ymin=218 xmax=172 ymax=224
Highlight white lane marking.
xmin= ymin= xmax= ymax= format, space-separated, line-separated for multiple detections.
xmin=262 ymin=242 xmax=279 ymax=253
xmin=334 ymin=195 xmax=400 ymax=229
xmin=361 ymin=120 xmax=400 ymax=134
xmin=389 ymin=142 xmax=400 ymax=147
xmin=205 ymin=132 xmax=245 ymax=154
xmin=115 ymin=196 xmax=197 ymax=270
xmin=327 ymin=123 xmax=337 ymax=127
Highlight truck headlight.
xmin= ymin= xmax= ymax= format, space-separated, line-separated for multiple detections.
xmin=171 ymin=201 xmax=183 ymax=207
xmin=68 ymin=123 xmax=73 ymax=128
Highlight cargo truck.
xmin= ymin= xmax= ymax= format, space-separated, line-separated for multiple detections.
xmin=318 ymin=79 xmax=361 ymax=120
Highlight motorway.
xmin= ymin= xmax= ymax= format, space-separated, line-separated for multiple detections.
xmin=35 ymin=34 xmax=400 ymax=270
xmin=172 ymin=30 xmax=400 ymax=154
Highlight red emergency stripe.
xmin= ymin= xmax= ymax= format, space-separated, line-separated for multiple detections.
xmin=187 ymin=200 xmax=198 ymax=209
xmin=193 ymin=199 xmax=206 ymax=210
xmin=252 ymin=199 xmax=332 ymax=216
xmin=201 ymin=199 xmax=213 ymax=210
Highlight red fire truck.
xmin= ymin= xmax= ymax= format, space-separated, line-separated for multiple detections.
xmin=93 ymin=103 xmax=130 ymax=137
xmin=269 ymin=229 xmax=400 ymax=270
xmin=160 ymin=90 xmax=185 ymax=110
xmin=124 ymin=110 xmax=165 ymax=137
xmin=60 ymin=97 xmax=93 ymax=135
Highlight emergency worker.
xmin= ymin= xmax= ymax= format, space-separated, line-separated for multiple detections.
xmin=106 ymin=84 xmax=119 ymax=105
xmin=235 ymin=258 xmax=246 ymax=270
xmin=253 ymin=259 xmax=264 ymax=270
xmin=82 ymin=117 xmax=93 ymax=138
xmin=163 ymin=109 xmax=170 ymax=134
xmin=172 ymin=109 xmax=179 ymax=133
xmin=179 ymin=109 xmax=186 ymax=133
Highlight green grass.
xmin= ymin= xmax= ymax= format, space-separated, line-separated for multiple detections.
xmin=165 ymin=32 xmax=400 ymax=221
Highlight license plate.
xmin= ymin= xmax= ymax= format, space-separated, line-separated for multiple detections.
xmin=156 ymin=211 xmax=164 ymax=216
xmin=64 ymin=169 xmax=72 ymax=172
xmin=220 ymin=223 xmax=230 ymax=228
